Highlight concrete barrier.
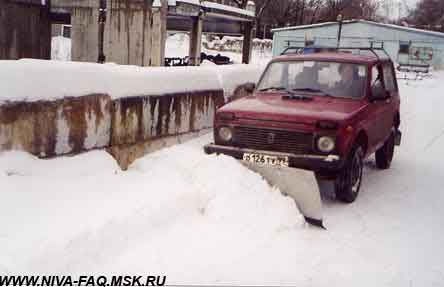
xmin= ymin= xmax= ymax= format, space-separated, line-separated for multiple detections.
xmin=0 ymin=90 xmax=225 ymax=169
xmin=111 ymin=90 xmax=224 ymax=146
xmin=0 ymin=94 xmax=111 ymax=157
xmin=108 ymin=90 xmax=224 ymax=169
xmin=0 ymin=60 xmax=260 ymax=168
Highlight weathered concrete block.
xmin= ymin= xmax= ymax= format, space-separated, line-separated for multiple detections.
xmin=111 ymin=90 xmax=225 ymax=146
xmin=0 ymin=94 xmax=112 ymax=157
xmin=107 ymin=128 xmax=212 ymax=170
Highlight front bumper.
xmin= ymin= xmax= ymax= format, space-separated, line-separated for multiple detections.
xmin=204 ymin=144 xmax=344 ymax=172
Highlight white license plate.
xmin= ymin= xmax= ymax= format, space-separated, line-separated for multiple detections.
xmin=242 ymin=153 xmax=289 ymax=167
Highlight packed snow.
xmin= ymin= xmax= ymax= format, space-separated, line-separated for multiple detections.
xmin=1 ymin=71 xmax=444 ymax=285
xmin=165 ymin=33 xmax=272 ymax=66
xmin=0 ymin=59 xmax=262 ymax=103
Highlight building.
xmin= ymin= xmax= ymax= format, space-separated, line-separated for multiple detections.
xmin=271 ymin=20 xmax=444 ymax=69
xmin=0 ymin=0 xmax=256 ymax=66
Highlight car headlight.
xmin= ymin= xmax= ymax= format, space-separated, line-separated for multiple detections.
xmin=218 ymin=127 xmax=233 ymax=142
xmin=217 ymin=112 xmax=235 ymax=121
xmin=317 ymin=136 xmax=335 ymax=153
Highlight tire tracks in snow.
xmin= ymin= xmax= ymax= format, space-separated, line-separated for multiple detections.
xmin=423 ymin=127 xmax=444 ymax=151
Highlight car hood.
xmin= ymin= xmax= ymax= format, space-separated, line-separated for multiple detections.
xmin=220 ymin=93 xmax=366 ymax=125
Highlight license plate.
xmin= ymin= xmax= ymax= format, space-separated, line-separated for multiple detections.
xmin=242 ymin=153 xmax=289 ymax=167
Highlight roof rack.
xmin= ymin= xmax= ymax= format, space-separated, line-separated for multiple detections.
xmin=281 ymin=42 xmax=391 ymax=60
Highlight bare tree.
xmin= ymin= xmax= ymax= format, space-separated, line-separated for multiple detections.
xmin=406 ymin=0 xmax=444 ymax=31
xmin=320 ymin=0 xmax=380 ymax=21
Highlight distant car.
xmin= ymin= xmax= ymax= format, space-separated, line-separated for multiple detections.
xmin=205 ymin=50 xmax=401 ymax=203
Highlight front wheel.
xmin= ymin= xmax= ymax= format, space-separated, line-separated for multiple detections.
xmin=335 ymin=146 xmax=364 ymax=203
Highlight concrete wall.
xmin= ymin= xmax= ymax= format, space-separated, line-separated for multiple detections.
xmin=273 ymin=21 xmax=444 ymax=69
xmin=0 ymin=90 xmax=225 ymax=168
xmin=0 ymin=1 xmax=51 ymax=60
xmin=0 ymin=94 xmax=111 ymax=157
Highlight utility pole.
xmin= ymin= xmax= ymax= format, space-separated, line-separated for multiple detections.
xmin=98 ymin=0 xmax=107 ymax=64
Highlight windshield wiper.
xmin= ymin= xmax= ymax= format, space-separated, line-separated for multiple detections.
xmin=282 ymin=94 xmax=313 ymax=101
xmin=258 ymin=86 xmax=287 ymax=92
xmin=291 ymin=88 xmax=333 ymax=97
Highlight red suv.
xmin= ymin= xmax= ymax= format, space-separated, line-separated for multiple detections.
xmin=205 ymin=50 xmax=401 ymax=204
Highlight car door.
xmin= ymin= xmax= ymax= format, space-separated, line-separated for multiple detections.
xmin=365 ymin=63 xmax=392 ymax=151
xmin=380 ymin=61 xmax=399 ymax=139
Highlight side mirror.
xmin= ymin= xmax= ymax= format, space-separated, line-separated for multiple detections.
xmin=370 ymin=82 xmax=389 ymax=101
xmin=244 ymin=83 xmax=256 ymax=93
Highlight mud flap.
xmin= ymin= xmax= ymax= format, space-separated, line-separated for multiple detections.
xmin=243 ymin=163 xmax=325 ymax=228
xmin=395 ymin=130 xmax=402 ymax=146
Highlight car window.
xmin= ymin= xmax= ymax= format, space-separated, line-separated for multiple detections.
xmin=258 ymin=62 xmax=285 ymax=89
xmin=257 ymin=61 xmax=367 ymax=99
xmin=371 ymin=65 xmax=383 ymax=88
xmin=383 ymin=64 xmax=396 ymax=92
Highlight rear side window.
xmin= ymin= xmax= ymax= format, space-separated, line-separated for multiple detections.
xmin=383 ymin=64 xmax=396 ymax=92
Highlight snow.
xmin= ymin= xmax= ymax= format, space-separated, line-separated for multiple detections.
xmin=169 ymin=0 xmax=255 ymax=17
xmin=272 ymin=19 xmax=444 ymax=39
xmin=202 ymin=1 xmax=255 ymax=17
xmin=175 ymin=0 xmax=200 ymax=6
xmin=166 ymin=32 xmax=272 ymax=66
xmin=2 ymin=71 xmax=444 ymax=285
xmin=0 ymin=138 xmax=303 ymax=276
xmin=1 ymin=32 xmax=268 ymax=103
xmin=0 ymin=59 xmax=262 ymax=103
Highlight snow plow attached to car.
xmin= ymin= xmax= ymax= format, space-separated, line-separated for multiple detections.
xmin=204 ymin=47 xmax=402 ymax=227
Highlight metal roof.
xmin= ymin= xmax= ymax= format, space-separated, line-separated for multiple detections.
xmin=272 ymin=19 xmax=444 ymax=40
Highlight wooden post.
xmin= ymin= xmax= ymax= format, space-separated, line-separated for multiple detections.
xmin=150 ymin=3 xmax=166 ymax=66
xmin=189 ymin=15 xmax=203 ymax=66
xmin=97 ymin=0 xmax=106 ymax=63
xmin=242 ymin=22 xmax=253 ymax=64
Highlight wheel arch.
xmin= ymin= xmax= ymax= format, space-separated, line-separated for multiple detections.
xmin=394 ymin=111 xmax=401 ymax=129
xmin=354 ymin=130 xmax=369 ymax=156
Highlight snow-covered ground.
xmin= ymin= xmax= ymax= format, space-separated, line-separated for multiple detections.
xmin=165 ymin=33 xmax=272 ymax=66
xmin=51 ymin=33 xmax=272 ymax=67
xmin=1 ymin=71 xmax=444 ymax=285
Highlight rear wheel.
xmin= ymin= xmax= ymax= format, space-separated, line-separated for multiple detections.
xmin=335 ymin=146 xmax=364 ymax=203
xmin=375 ymin=131 xmax=395 ymax=169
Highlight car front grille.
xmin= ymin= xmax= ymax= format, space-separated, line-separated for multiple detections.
xmin=233 ymin=126 xmax=313 ymax=155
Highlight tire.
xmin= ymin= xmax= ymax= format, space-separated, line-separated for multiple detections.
xmin=375 ymin=131 xmax=395 ymax=170
xmin=335 ymin=146 xmax=364 ymax=203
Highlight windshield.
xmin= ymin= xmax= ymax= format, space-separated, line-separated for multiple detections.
xmin=257 ymin=61 xmax=368 ymax=99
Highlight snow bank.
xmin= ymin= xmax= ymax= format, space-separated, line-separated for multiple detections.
xmin=0 ymin=59 xmax=263 ymax=103
xmin=0 ymin=135 xmax=303 ymax=275
xmin=215 ymin=64 xmax=263 ymax=97
xmin=2 ymin=66 xmax=444 ymax=286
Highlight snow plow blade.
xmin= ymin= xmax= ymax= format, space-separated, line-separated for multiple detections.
xmin=243 ymin=163 xmax=325 ymax=228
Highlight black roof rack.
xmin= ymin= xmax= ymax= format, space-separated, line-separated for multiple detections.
xmin=281 ymin=42 xmax=391 ymax=60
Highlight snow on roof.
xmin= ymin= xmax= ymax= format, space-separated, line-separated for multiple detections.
xmin=202 ymin=1 xmax=255 ymax=17
xmin=272 ymin=19 xmax=444 ymax=39
xmin=174 ymin=0 xmax=201 ymax=6
xmin=173 ymin=0 xmax=255 ymax=18
xmin=271 ymin=21 xmax=339 ymax=33
xmin=0 ymin=59 xmax=263 ymax=103
xmin=358 ymin=20 xmax=444 ymax=39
